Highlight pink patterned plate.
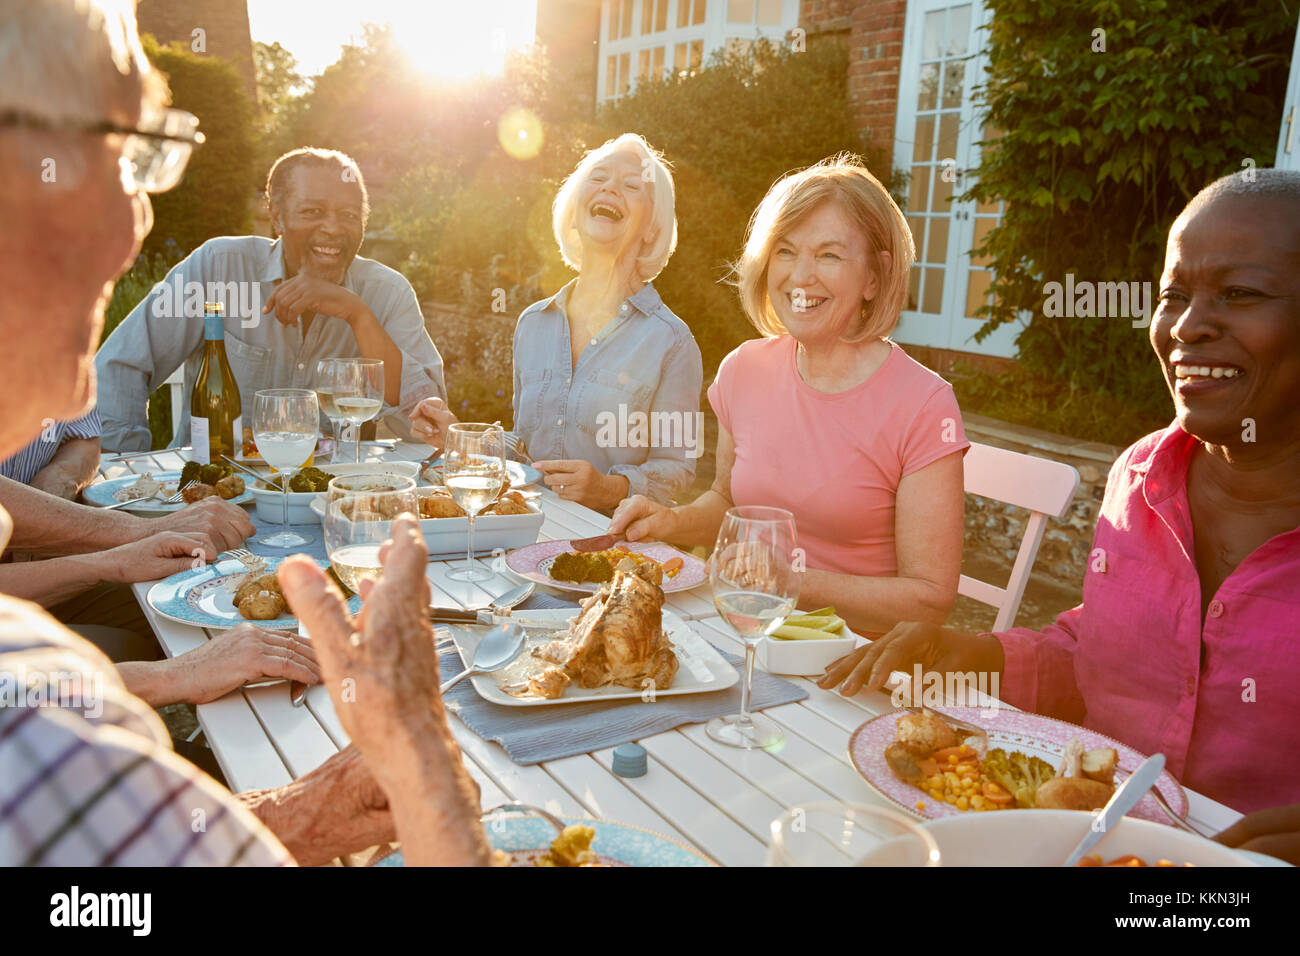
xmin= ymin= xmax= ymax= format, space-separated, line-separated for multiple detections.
xmin=503 ymin=539 xmax=707 ymax=594
xmin=848 ymin=706 xmax=1190 ymax=826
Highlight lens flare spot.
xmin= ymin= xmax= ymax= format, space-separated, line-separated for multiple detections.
xmin=498 ymin=108 xmax=543 ymax=160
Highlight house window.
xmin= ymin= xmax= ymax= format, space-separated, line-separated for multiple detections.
xmin=678 ymin=0 xmax=706 ymax=27
xmin=728 ymin=0 xmax=781 ymax=25
xmin=643 ymin=0 xmax=668 ymax=33
xmin=673 ymin=39 xmax=704 ymax=76
xmin=622 ymin=0 xmax=634 ymax=37
xmin=652 ymin=45 xmax=665 ymax=77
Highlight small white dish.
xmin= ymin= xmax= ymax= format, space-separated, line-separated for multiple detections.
xmin=251 ymin=461 xmax=421 ymax=524
xmin=757 ymin=631 xmax=859 ymax=676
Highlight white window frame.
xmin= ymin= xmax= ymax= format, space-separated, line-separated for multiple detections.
xmin=597 ymin=0 xmax=799 ymax=104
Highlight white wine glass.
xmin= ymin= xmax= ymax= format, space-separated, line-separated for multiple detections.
xmin=323 ymin=476 xmax=419 ymax=593
xmin=314 ymin=357 xmax=350 ymax=455
xmin=707 ymin=506 xmax=799 ymax=750
xmin=334 ymin=357 xmax=384 ymax=463
xmin=252 ymin=388 xmax=319 ymax=548
xmin=443 ymin=423 xmax=506 ymax=583
xmin=767 ymin=803 xmax=942 ymax=867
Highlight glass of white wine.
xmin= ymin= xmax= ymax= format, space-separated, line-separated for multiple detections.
xmin=443 ymin=422 xmax=506 ymax=583
xmin=335 ymin=358 xmax=384 ymax=463
xmin=323 ymin=475 xmax=419 ymax=593
xmin=707 ymin=506 xmax=799 ymax=750
xmin=252 ymin=388 xmax=319 ymax=548
xmin=767 ymin=803 xmax=941 ymax=867
xmin=314 ymin=357 xmax=349 ymax=454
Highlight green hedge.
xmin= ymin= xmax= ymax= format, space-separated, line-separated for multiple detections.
xmin=964 ymin=0 xmax=1297 ymax=423
xmin=140 ymin=35 xmax=259 ymax=258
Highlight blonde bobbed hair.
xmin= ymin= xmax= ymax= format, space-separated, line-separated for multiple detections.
xmin=552 ymin=133 xmax=678 ymax=282
xmin=736 ymin=153 xmax=914 ymax=341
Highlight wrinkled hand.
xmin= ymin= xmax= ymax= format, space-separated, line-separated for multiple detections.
xmin=245 ymin=745 xmax=396 ymax=867
xmin=817 ymin=622 xmax=1003 ymax=697
xmin=408 ymin=397 xmax=459 ymax=452
xmin=263 ymin=274 xmax=365 ymax=327
xmin=152 ymin=496 xmax=255 ymax=552
xmin=171 ymin=622 xmax=319 ymax=704
xmin=608 ymin=493 xmax=673 ymax=542
xmin=277 ymin=514 xmax=436 ymax=752
xmin=1215 ymin=803 xmax=1300 ymax=865
xmin=534 ymin=459 xmax=624 ymax=510
xmin=103 ymin=531 xmax=219 ymax=584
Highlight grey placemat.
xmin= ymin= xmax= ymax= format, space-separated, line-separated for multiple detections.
xmin=439 ymin=638 xmax=808 ymax=766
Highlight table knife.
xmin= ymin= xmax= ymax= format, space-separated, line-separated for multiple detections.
xmin=1062 ymin=753 xmax=1167 ymax=866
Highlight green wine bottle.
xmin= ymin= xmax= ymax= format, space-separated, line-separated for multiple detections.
xmin=190 ymin=302 xmax=242 ymax=465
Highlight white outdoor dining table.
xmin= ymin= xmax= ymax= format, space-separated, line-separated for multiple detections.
xmin=94 ymin=443 xmax=1244 ymax=866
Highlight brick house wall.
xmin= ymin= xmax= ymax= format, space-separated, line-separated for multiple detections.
xmin=137 ymin=0 xmax=258 ymax=103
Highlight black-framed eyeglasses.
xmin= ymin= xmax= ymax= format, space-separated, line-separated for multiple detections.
xmin=0 ymin=107 xmax=205 ymax=193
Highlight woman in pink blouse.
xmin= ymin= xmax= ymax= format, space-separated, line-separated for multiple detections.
xmin=609 ymin=155 xmax=969 ymax=635
xmin=821 ymin=169 xmax=1300 ymax=860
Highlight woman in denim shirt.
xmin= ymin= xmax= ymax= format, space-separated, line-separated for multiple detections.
xmin=413 ymin=134 xmax=703 ymax=511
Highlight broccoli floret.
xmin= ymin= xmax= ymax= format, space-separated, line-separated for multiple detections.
xmin=180 ymin=461 xmax=202 ymax=486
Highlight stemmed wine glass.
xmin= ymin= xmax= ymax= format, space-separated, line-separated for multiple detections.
xmin=323 ymin=475 xmax=419 ymax=592
xmin=443 ymin=423 xmax=506 ymax=583
xmin=252 ymin=388 xmax=319 ymax=548
xmin=707 ymin=506 xmax=799 ymax=750
xmin=314 ymin=357 xmax=349 ymax=454
xmin=317 ymin=357 xmax=384 ymax=463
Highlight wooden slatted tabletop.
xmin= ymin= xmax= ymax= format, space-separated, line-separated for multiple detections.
xmin=93 ymin=443 xmax=1243 ymax=865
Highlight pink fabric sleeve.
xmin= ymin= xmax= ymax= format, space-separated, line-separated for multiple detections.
xmin=993 ymin=606 xmax=1087 ymax=723
xmin=706 ymin=349 xmax=738 ymax=436
xmin=899 ymin=385 xmax=970 ymax=477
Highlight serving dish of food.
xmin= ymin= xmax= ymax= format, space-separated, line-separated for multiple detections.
xmin=504 ymin=539 xmax=706 ymax=595
xmin=848 ymin=706 xmax=1189 ymax=826
xmin=757 ymin=606 xmax=859 ymax=676
xmin=308 ymin=482 xmax=544 ymax=557
xmin=253 ymin=461 xmax=422 ymax=524
xmin=373 ymin=814 xmax=714 ymax=867
xmin=84 ymin=466 xmax=254 ymax=513
xmin=420 ymin=457 xmax=541 ymax=489
xmin=146 ymin=554 xmax=361 ymax=630
xmin=855 ymin=809 xmax=1259 ymax=867
xmin=445 ymin=563 xmax=735 ymax=706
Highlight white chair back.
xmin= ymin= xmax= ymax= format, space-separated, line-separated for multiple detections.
xmin=961 ymin=441 xmax=1081 ymax=631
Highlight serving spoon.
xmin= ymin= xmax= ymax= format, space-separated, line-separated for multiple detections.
xmin=439 ymin=622 xmax=526 ymax=693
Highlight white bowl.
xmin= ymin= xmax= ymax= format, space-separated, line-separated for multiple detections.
xmin=250 ymin=461 xmax=421 ymax=524
xmin=758 ymin=633 xmax=859 ymax=676
xmin=861 ymin=809 xmax=1259 ymax=867
xmin=309 ymin=486 xmax=544 ymax=558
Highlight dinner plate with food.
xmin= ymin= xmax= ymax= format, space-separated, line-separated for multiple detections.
xmin=373 ymin=814 xmax=714 ymax=867
xmin=84 ymin=465 xmax=253 ymax=513
xmin=444 ymin=562 xmax=736 ymax=705
xmin=848 ymin=706 xmax=1189 ymax=826
xmin=420 ymin=457 xmax=542 ymax=489
xmin=146 ymin=553 xmax=361 ymax=630
xmin=504 ymin=539 xmax=706 ymax=594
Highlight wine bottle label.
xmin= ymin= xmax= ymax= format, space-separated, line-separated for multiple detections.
xmin=230 ymin=415 xmax=242 ymax=456
xmin=191 ymin=416 xmax=210 ymax=463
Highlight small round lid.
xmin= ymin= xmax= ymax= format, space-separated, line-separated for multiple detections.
xmin=612 ymin=743 xmax=648 ymax=778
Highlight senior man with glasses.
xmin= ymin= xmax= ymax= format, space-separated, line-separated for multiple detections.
xmin=0 ymin=0 xmax=488 ymax=866
xmin=94 ymin=137 xmax=447 ymax=451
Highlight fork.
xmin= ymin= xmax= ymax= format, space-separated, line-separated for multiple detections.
xmin=100 ymin=478 xmax=199 ymax=509
xmin=162 ymin=480 xmax=200 ymax=504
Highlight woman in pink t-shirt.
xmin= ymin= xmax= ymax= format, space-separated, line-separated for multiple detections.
xmin=610 ymin=155 xmax=969 ymax=635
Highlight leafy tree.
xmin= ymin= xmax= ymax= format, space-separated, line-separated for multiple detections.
xmin=140 ymin=35 xmax=259 ymax=257
xmin=965 ymin=0 xmax=1297 ymax=422
xmin=254 ymin=40 xmax=303 ymax=119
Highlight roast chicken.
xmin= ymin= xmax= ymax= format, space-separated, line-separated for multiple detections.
xmin=531 ymin=559 xmax=678 ymax=692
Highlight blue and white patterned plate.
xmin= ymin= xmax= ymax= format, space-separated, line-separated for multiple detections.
xmin=374 ymin=816 xmax=715 ymax=867
xmin=84 ymin=470 xmax=255 ymax=513
xmin=146 ymin=557 xmax=360 ymax=630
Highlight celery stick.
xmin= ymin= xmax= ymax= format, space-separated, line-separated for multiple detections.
xmin=771 ymin=624 xmax=846 ymax=641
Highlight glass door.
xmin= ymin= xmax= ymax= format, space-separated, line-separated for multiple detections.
xmin=892 ymin=0 xmax=1021 ymax=357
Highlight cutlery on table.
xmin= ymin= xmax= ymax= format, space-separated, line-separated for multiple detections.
xmin=1061 ymin=753 xmax=1168 ymax=867
xmin=99 ymin=479 xmax=200 ymax=510
xmin=570 ymin=533 xmax=625 ymax=552
xmin=220 ymin=454 xmax=270 ymax=485
xmin=439 ymin=622 xmax=526 ymax=693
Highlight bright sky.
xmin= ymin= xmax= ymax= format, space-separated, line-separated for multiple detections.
xmin=247 ymin=0 xmax=538 ymax=80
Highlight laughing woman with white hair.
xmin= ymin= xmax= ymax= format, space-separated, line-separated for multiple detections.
xmin=412 ymin=134 xmax=703 ymax=510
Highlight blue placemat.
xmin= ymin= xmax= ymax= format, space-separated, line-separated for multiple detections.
xmin=438 ymin=639 xmax=808 ymax=765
